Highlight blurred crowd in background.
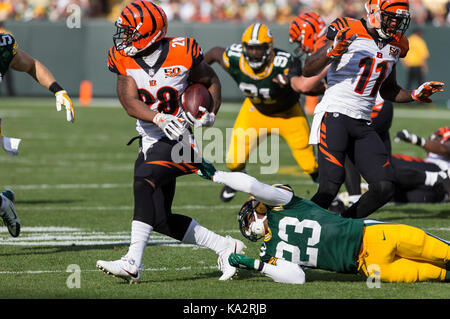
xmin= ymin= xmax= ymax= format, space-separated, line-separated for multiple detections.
xmin=0 ymin=0 xmax=449 ymax=26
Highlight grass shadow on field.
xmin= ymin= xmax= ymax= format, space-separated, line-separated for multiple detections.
xmin=16 ymin=199 xmax=82 ymax=205
xmin=376 ymin=207 xmax=450 ymax=222
xmin=0 ymin=244 xmax=129 ymax=257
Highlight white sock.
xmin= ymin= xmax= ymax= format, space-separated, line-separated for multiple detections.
xmin=126 ymin=220 xmax=153 ymax=267
xmin=424 ymin=171 xmax=440 ymax=186
xmin=182 ymin=219 xmax=228 ymax=254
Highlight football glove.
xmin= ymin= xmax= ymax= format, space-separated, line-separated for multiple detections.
xmin=197 ymin=157 xmax=217 ymax=180
xmin=152 ymin=113 xmax=187 ymax=141
xmin=184 ymin=107 xmax=216 ymax=128
xmin=326 ymin=28 xmax=357 ymax=59
xmin=55 ymin=90 xmax=75 ymax=123
xmin=394 ymin=129 xmax=426 ymax=147
xmin=273 ymin=74 xmax=289 ymax=87
xmin=228 ymin=253 xmax=261 ymax=271
xmin=411 ymin=81 xmax=445 ymax=103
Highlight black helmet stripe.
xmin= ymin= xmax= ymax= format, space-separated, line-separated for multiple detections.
xmin=385 ymin=2 xmax=409 ymax=9
xmin=130 ymin=2 xmax=144 ymax=26
xmin=299 ymin=17 xmax=317 ymax=33
xmin=124 ymin=6 xmax=137 ymax=27
xmin=140 ymin=1 xmax=157 ymax=36
xmin=147 ymin=1 xmax=166 ymax=34
xmin=120 ymin=12 xmax=132 ymax=26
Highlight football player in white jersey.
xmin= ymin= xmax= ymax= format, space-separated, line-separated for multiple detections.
xmin=302 ymin=0 xmax=445 ymax=219
xmin=96 ymin=1 xmax=246 ymax=283
xmin=390 ymin=126 xmax=450 ymax=202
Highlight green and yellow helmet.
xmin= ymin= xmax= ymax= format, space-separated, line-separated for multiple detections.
xmin=241 ymin=23 xmax=274 ymax=71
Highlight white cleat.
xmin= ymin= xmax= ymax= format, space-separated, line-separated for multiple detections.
xmin=218 ymin=236 xmax=246 ymax=281
xmin=0 ymin=190 xmax=20 ymax=237
xmin=96 ymin=256 xmax=144 ymax=284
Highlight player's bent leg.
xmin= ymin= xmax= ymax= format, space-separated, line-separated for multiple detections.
xmin=182 ymin=219 xmax=246 ymax=280
xmin=342 ymin=180 xmax=395 ymax=218
xmin=376 ymin=257 xmax=447 ymax=283
xmin=310 ymin=180 xmax=341 ymax=209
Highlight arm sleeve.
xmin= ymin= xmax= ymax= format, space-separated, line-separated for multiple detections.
xmin=261 ymin=259 xmax=306 ymax=284
xmin=212 ymin=171 xmax=293 ymax=206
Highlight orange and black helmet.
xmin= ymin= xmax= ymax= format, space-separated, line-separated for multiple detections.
xmin=365 ymin=0 xmax=410 ymax=39
xmin=289 ymin=12 xmax=326 ymax=55
xmin=113 ymin=0 xmax=167 ymax=56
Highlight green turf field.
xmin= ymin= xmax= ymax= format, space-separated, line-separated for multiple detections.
xmin=0 ymin=97 xmax=449 ymax=301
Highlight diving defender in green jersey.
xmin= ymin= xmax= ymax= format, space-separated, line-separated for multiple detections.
xmin=0 ymin=32 xmax=76 ymax=237
xmin=197 ymin=159 xmax=450 ymax=283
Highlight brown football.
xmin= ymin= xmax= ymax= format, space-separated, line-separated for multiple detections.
xmin=181 ymin=83 xmax=212 ymax=119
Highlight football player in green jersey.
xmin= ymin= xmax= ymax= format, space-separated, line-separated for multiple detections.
xmin=204 ymin=23 xmax=325 ymax=203
xmin=0 ymin=32 xmax=75 ymax=237
xmin=0 ymin=32 xmax=75 ymax=122
xmin=197 ymin=159 xmax=450 ymax=283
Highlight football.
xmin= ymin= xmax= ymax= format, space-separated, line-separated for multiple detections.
xmin=181 ymin=83 xmax=212 ymax=118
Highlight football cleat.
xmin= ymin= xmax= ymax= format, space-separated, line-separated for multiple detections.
xmin=0 ymin=190 xmax=20 ymax=237
xmin=96 ymin=256 xmax=144 ymax=284
xmin=220 ymin=185 xmax=236 ymax=203
xmin=218 ymin=236 xmax=246 ymax=281
xmin=329 ymin=198 xmax=346 ymax=215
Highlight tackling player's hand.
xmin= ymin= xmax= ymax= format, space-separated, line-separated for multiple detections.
xmin=197 ymin=157 xmax=217 ymax=180
xmin=394 ymin=129 xmax=426 ymax=147
xmin=412 ymin=81 xmax=445 ymax=103
xmin=184 ymin=107 xmax=215 ymax=128
xmin=55 ymin=90 xmax=75 ymax=123
xmin=272 ymin=74 xmax=289 ymax=87
xmin=228 ymin=253 xmax=259 ymax=270
xmin=326 ymin=28 xmax=357 ymax=59
xmin=152 ymin=112 xmax=187 ymax=140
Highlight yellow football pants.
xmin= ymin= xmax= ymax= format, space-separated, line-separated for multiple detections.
xmin=358 ymin=224 xmax=449 ymax=283
xmin=226 ymin=98 xmax=318 ymax=174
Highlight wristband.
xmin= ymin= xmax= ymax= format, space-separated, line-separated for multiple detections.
xmin=49 ymin=82 xmax=64 ymax=94
xmin=416 ymin=136 xmax=426 ymax=147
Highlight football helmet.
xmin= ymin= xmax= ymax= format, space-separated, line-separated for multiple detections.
xmin=113 ymin=0 xmax=168 ymax=56
xmin=289 ymin=12 xmax=326 ymax=55
xmin=241 ymin=23 xmax=274 ymax=71
xmin=238 ymin=197 xmax=268 ymax=242
xmin=430 ymin=126 xmax=450 ymax=142
xmin=365 ymin=0 xmax=410 ymax=39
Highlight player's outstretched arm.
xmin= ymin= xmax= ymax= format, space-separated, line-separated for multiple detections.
xmin=380 ymin=65 xmax=445 ymax=103
xmin=203 ymin=47 xmax=226 ymax=68
xmin=197 ymin=159 xmax=293 ymax=206
xmin=229 ymin=253 xmax=305 ymax=284
xmin=10 ymin=49 xmax=75 ymax=122
xmin=302 ymin=42 xmax=332 ymax=77
xmin=395 ymin=129 xmax=450 ymax=156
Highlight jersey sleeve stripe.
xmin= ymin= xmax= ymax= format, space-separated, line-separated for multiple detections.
xmin=342 ymin=17 xmax=349 ymax=28
xmin=186 ymin=37 xmax=192 ymax=55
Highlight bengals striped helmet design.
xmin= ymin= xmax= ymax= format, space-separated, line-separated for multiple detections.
xmin=365 ymin=0 xmax=410 ymax=39
xmin=113 ymin=0 xmax=167 ymax=56
xmin=241 ymin=23 xmax=274 ymax=70
xmin=289 ymin=12 xmax=326 ymax=55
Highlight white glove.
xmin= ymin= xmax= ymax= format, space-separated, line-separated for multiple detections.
xmin=152 ymin=113 xmax=187 ymax=140
xmin=55 ymin=90 xmax=75 ymax=123
xmin=184 ymin=107 xmax=215 ymax=128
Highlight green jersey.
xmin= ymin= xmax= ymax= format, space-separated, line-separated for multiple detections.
xmin=0 ymin=33 xmax=17 ymax=82
xmin=260 ymin=195 xmax=364 ymax=274
xmin=223 ymin=43 xmax=301 ymax=115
